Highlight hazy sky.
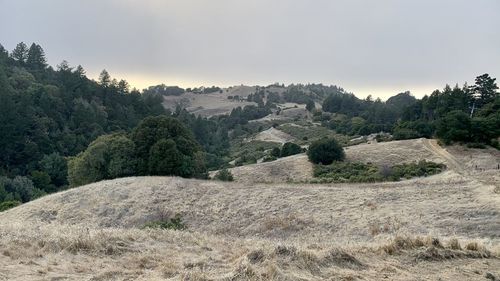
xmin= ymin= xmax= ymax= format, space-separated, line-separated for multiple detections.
xmin=1 ymin=0 xmax=499 ymax=99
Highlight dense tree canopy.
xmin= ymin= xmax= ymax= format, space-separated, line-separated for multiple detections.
xmin=0 ymin=42 xmax=167 ymax=201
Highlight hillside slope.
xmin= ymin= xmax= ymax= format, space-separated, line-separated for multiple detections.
xmin=0 ymin=139 xmax=499 ymax=280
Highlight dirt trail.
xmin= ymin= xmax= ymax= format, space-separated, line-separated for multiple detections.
xmin=422 ymin=139 xmax=465 ymax=173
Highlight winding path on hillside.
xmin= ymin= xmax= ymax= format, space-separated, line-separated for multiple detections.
xmin=422 ymin=139 xmax=465 ymax=174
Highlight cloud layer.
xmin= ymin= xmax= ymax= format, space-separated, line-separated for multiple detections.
xmin=1 ymin=0 xmax=499 ymax=98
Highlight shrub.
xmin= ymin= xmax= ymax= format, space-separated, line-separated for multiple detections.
xmin=390 ymin=160 xmax=445 ymax=180
xmin=280 ymin=142 xmax=302 ymax=157
xmin=307 ymin=138 xmax=345 ymax=164
xmin=262 ymin=155 xmax=277 ymax=162
xmin=0 ymin=200 xmax=21 ymax=212
xmin=466 ymin=142 xmax=486 ymax=149
xmin=313 ymin=162 xmax=382 ymax=183
xmin=214 ymin=168 xmax=234 ymax=181
xmin=313 ymin=160 xmax=445 ymax=183
xmin=270 ymin=147 xmax=281 ymax=158
xmin=143 ymin=214 xmax=185 ymax=230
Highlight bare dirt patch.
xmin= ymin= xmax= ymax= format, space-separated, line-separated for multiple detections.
xmin=252 ymin=127 xmax=295 ymax=144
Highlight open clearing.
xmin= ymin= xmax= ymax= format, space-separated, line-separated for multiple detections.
xmin=162 ymin=86 xmax=256 ymax=117
xmin=0 ymin=139 xmax=499 ymax=280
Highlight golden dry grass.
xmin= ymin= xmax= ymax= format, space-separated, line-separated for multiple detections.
xmin=0 ymin=138 xmax=499 ymax=280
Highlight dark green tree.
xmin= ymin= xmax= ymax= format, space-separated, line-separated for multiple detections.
xmin=436 ymin=110 xmax=471 ymax=144
xmin=11 ymin=42 xmax=28 ymax=63
xmin=99 ymin=69 xmax=111 ymax=87
xmin=68 ymin=134 xmax=137 ymax=187
xmin=305 ymin=99 xmax=315 ymax=112
xmin=470 ymin=74 xmax=498 ymax=109
xmin=26 ymin=43 xmax=47 ymax=71
xmin=307 ymin=138 xmax=345 ymax=165
xmin=280 ymin=142 xmax=302 ymax=157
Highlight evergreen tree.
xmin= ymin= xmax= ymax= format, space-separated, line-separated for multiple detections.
xmin=26 ymin=43 xmax=47 ymax=70
xmin=99 ymin=69 xmax=111 ymax=87
xmin=11 ymin=42 xmax=28 ymax=63
xmin=470 ymin=73 xmax=498 ymax=109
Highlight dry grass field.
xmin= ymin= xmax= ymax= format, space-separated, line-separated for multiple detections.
xmin=162 ymin=86 xmax=256 ymax=117
xmin=0 ymin=139 xmax=499 ymax=280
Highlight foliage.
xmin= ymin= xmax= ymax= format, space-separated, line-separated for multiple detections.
xmin=313 ymin=160 xmax=445 ymax=183
xmin=68 ymin=134 xmax=137 ymax=187
xmin=0 ymin=42 xmax=167 ymax=204
xmin=131 ymin=115 xmax=202 ymax=176
xmin=230 ymin=140 xmax=279 ymax=165
xmin=389 ymin=160 xmax=446 ymax=180
xmin=278 ymin=123 xmax=349 ymax=145
xmin=143 ymin=84 xmax=184 ymax=96
xmin=436 ymin=110 xmax=471 ymax=144
xmin=214 ymin=168 xmax=234 ymax=181
xmin=0 ymin=200 xmax=21 ymax=212
xmin=69 ymin=115 xmax=208 ymax=186
xmin=280 ymin=142 xmax=302 ymax=157
xmin=400 ymin=75 xmax=499 ymax=145
xmin=143 ymin=214 xmax=185 ymax=230
xmin=0 ymin=176 xmax=44 ymax=203
xmin=307 ymin=138 xmax=345 ymax=164
xmin=313 ymin=162 xmax=382 ymax=183
xmin=305 ymin=99 xmax=315 ymax=112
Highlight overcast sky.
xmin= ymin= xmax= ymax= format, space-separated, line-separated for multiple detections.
xmin=1 ymin=0 xmax=499 ymax=99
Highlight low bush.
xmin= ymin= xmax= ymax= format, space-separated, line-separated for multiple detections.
xmin=143 ymin=214 xmax=185 ymax=230
xmin=389 ymin=160 xmax=445 ymax=180
xmin=313 ymin=162 xmax=382 ymax=183
xmin=0 ymin=200 xmax=21 ymax=212
xmin=280 ymin=142 xmax=302 ymax=157
xmin=214 ymin=168 xmax=234 ymax=181
xmin=313 ymin=160 xmax=446 ymax=183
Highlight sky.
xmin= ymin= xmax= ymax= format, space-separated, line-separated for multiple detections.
xmin=1 ymin=0 xmax=499 ymax=99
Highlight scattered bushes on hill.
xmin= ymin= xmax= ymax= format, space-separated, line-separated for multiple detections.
xmin=389 ymin=160 xmax=445 ymax=180
xmin=214 ymin=168 xmax=234 ymax=182
xmin=312 ymin=160 xmax=446 ymax=183
xmin=307 ymin=138 xmax=345 ymax=164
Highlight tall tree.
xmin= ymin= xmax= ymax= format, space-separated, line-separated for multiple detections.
xmin=98 ymin=69 xmax=111 ymax=87
xmin=10 ymin=42 xmax=28 ymax=63
xmin=470 ymin=74 xmax=498 ymax=110
xmin=26 ymin=43 xmax=47 ymax=70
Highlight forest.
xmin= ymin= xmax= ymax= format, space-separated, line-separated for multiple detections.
xmin=0 ymin=42 xmax=498 ymax=209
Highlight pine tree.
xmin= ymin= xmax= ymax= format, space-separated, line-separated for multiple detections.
xmin=26 ymin=43 xmax=47 ymax=70
xmin=11 ymin=42 xmax=28 ymax=63
xmin=99 ymin=69 xmax=111 ymax=87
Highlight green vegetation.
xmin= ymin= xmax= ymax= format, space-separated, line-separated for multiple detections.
xmin=0 ymin=200 xmax=21 ymax=212
xmin=68 ymin=134 xmax=137 ymax=187
xmin=213 ymin=168 xmax=234 ymax=181
xmin=143 ymin=214 xmax=185 ymax=230
xmin=313 ymin=160 xmax=446 ymax=183
xmin=279 ymin=142 xmax=302 ymax=157
xmin=230 ymin=140 xmax=279 ymax=166
xmin=0 ymin=42 xmax=166 ymax=203
xmin=69 ymin=116 xmax=207 ymax=187
xmin=278 ymin=123 xmax=350 ymax=145
xmin=0 ymin=176 xmax=44 ymax=203
xmin=396 ymin=75 xmax=499 ymax=146
xmin=307 ymin=138 xmax=345 ymax=165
